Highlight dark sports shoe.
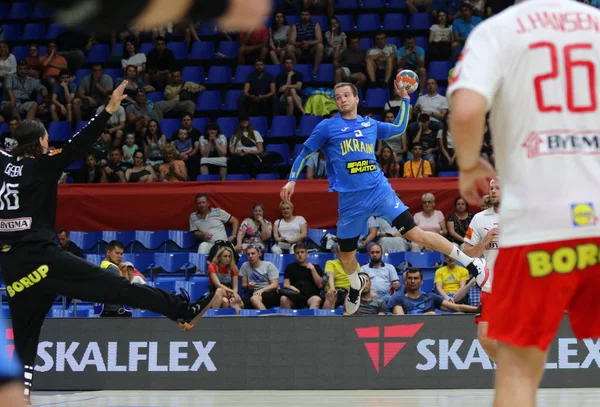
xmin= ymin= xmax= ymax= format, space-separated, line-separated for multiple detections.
xmin=344 ymin=275 xmax=367 ymax=315
xmin=466 ymin=258 xmax=490 ymax=289
xmin=176 ymin=287 xmax=191 ymax=303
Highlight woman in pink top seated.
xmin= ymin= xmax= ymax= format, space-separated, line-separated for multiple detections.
xmin=411 ymin=193 xmax=447 ymax=252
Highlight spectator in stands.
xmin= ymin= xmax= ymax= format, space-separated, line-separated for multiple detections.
xmin=24 ymin=44 xmax=42 ymax=79
xmin=362 ymin=216 xmax=408 ymax=253
xmin=287 ymin=9 xmax=325 ymax=78
xmin=389 ymin=268 xmax=477 ymax=314
xmin=272 ymin=201 xmax=308 ymax=254
xmin=0 ymin=42 xmax=16 ymax=89
xmin=96 ymin=92 xmax=126 ymax=148
xmin=74 ymin=64 xmax=114 ymax=122
xmin=126 ymin=89 xmax=159 ymax=136
xmin=228 ymin=117 xmax=266 ymax=179
xmin=73 ymin=152 xmax=103 ymax=184
xmin=50 ymin=70 xmax=76 ymax=123
xmin=359 ymin=243 xmax=400 ymax=303
xmin=238 ymin=59 xmax=278 ymax=120
xmin=280 ymin=242 xmax=324 ymax=309
xmin=158 ymin=144 xmax=187 ymax=182
xmin=325 ymin=17 xmax=347 ymax=67
xmin=1 ymin=61 xmax=47 ymax=122
xmin=403 ymin=143 xmax=432 ymax=178
xmin=276 ymin=57 xmax=305 ymax=116
xmin=121 ymin=65 xmax=155 ymax=105
xmin=235 ymin=203 xmax=273 ymax=253
xmin=240 ymin=245 xmax=281 ymax=310
xmin=464 ymin=0 xmax=486 ymax=17
xmin=39 ymin=41 xmax=68 ymax=89
xmin=306 ymin=150 xmax=328 ymax=179
xmin=432 ymin=0 xmax=459 ymax=21
xmin=55 ymin=228 xmax=84 ymax=258
xmin=415 ymin=78 xmax=448 ymax=129
xmin=335 ymin=36 xmax=367 ymax=86
xmin=378 ymin=145 xmax=400 ymax=178
xmin=101 ymin=147 xmax=131 ymax=183
xmin=145 ymin=36 xmax=176 ymax=90
xmin=0 ymin=118 xmax=17 ymax=153
xmin=99 ymin=240 xmax=131 ymax=318
xmin=451 ymin=4 xmax=482 ymax=61
xmin=154 ymin=68 xmax=203 ymax=120
xmin=429 ymin=11 xmax=452 ymax=61
xmin=352 ymin=273 xmax=388 ymax=316
xmin=125 ymin=150 xmax=157 ymax=183
xmin=447 ymin=197 xmax=474 ymax=246
xmin=208 ymin=246 xmax=244 ymax=314
xmin=119 ymin=262 xmax=147 ymax=285
xmin=238 ymin=24 xmax=270 ymax=65
xmin=366 ymin=31 xmax=397 ymax=86
xmin=437 ymin=115 xmax=457 ymax=171
xmin=199 ymin=122 xmax=228 ymax=181
xmin=144 ymin=119 xmax=167 ymax=169
xmin=121 ymin=40 xmax=147 ymax=74
xmin=396 ymin=37 xmax=426 ymax=95
xmin=190 ymin=193 xmax=239 ymax=255
xmin=269 ymin=12 xmax=291 ymax=65
xmin=407 ymin=0 xmax=432 ymax=14
xmin=412 ymin=192 xmax=447 ymax=251
xmin=323 ymin=244 xmax=349 ymax=309
xmin=434 ymin=251 xmax=470 ymax=302
xmin=409 ymin=113 xmax=438 ymax=171
xmin=304 ymin=0 xmax=334 ymax=16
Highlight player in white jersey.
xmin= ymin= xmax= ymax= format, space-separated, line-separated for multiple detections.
xmin=448 ymin=0 xmax=600 ymax=406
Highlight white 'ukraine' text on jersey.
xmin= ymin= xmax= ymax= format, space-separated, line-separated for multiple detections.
xmin=463 ymin=208 xmax=500 ymax=293
xmin=447 ymin=0 xmax=600 ymax=248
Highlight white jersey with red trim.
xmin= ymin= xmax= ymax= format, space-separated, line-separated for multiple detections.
xmin=447 ymin=0 xmax=600 ymax=248
xmin=464 ymin=208 xmax=500 ymax=293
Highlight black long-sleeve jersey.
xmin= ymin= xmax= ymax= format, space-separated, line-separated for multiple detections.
xmin=0 ymin=110 xmax=111 ymax=246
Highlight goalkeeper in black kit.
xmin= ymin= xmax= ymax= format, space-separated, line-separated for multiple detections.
xmin=0 ymin=81 xmax=216 ymax=405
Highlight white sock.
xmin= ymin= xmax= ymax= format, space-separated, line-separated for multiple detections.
xmin=448 ymin=246 xmax=474 ymax=266
xmin=348 ymin=270 xmax=361 ymax=290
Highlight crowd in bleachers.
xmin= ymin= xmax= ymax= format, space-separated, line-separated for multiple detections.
xmin=0 ymin=0 xmax=513 ymax=182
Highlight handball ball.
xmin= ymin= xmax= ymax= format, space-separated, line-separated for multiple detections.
xmin=395 ymin=70 xmax=419 ymax=94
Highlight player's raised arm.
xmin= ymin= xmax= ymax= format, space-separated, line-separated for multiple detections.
xmin=376 ymin=86 xmax=411 ymax=140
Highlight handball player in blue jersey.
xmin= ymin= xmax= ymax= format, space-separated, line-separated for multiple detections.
xmin=0 ymin=319 xmax=25 ymax=407
xmin=280 ymin=82 xmax=487 ymax=314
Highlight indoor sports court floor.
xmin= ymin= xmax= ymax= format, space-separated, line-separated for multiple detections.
xmin=32 ymin=389 xmax=600 ymax=407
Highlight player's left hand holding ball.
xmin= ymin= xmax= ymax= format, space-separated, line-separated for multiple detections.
xmin=394 ymin=83 xmax=409 ymax=100
xmin=280 ymin=181 xmax=295 ymax=203
xmin=459 ymin=158 xmax=496 ymax=206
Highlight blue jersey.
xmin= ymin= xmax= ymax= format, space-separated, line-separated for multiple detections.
xmin=290 ymin=98 xmax=410 ymax=192
xmin=0 ymin=319 xmax=21 ymax=380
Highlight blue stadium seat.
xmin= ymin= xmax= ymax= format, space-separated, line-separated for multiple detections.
xmin=84 ymin=254 xmax=103 ymax=265
xmin=122 ymin=253 xmax=156 ymax=271
xmin=250 ymin=116 xmax=268 ymax=137
xmin=71 ymin=232 xmax=103 ymax=251
xmin=103 ymin=68 xmax=122 ymax=84
xmin=31 ymin=2 xmax=49 ymax=18
xmin=197 ymin=23 xmax=219 ymax=37
xmin=187 ymin=253 xmax=208 ymax=272
xmin=269 ymin=116 xmax=296 ymax=137
xmin=382 ymin=252 xmax=406 ymax=267
xmin=206 ymin=66 xmax=231 ymax=85
xmin=410 ymin=13 xmax=432 ymax=30
xmin=74 ymin=69 xmax=91 ymax=85
xmin=21 ymin=23 xmax=45 ymax=41
xmin=405 ymin=251 xmax=443 ymax=268
xmin=51 ymin=305 xmax=67 ymax=318
xmin=291 ymin=144 xmax=304 ymax=163
xmin=216 ymin=117 xmax=238 ymax=138
xmin=307 ymin=228 xmax=336 ymax=246
xmin=189 ymin=275 xmax=210 ymax=299
xmin=65 ymin=161 xmax=83 ymax=171
xmin=437 ymin=86 xmax=446 ymax=96
xmin=190 ymin=41 xmax=215 ymax=60
xmin=226 ymin=174 xmax=251 ymax=181
xmin=167 ymin=42 xmax=187 ymax=60
xmin=363 ymin=0 xmax=386 ymax=7
xmin=48 ymin=122 xmax=72 ymax=142
xmin=1 ymin=25 xmax=20 ymax=41
xmin=297 ymin=115 xmax=324 ymax=137
xmin=264 ymin=64 xmax=283 ymax=77
xmin=216 ymin=41 xmax=240 ymax=58
xmin=155 ymin=253 xmax=193 ymax=272
xmin=356 ymin=14 xmax=380 ymax=32
xmin=223 ymin=90 xmax=243 ymax=111
xmin=182 ymin=66 xmax=205 ymax=84
xmin=111 ymin=231 xmax=136 ymax=247
xmin=240 ymin=309 xmax=259 ymax=317
xmin=232 ymin=65 xmax=255 ymax=84
xmin=0 ymin=3 xmax=9 ymax=17
xmin=360 ymin=37 xmax=374 ymax=51
xmin=264 ymin=144 xmax=290 ymax=165
xmin=134 ymin=230 xmax=170 ymax=250
xmin=196 ymin=91 xmax=222 ymax=111
xmin=146 ymin=92 xmax=166 ymax=103
xmin=337 ymin=0 xmax=360 ymax=9
xmin=196 ymin=174 xmax=220 ymax=181
xmin=364 ymin=88 xmax=390 ymax=108
xmin=72 ymin=304 xmax=95 ymax=318
xmin=11 ymin=45 xmax=28 ymax=62
xmin=415 ymin=36 xmax=428 ymax=51
xmin=204 ymin=308 xmax=237 ymax=317
xmin=315 ymin=64 xmax=334 ymax=82
xmin=388 ymin=36 xmax=401 ymax=49
xmin=112 ymin=43 xmax=124 ymax=57
xmin=337 ymin=15 xmax=354 ymax=32
xmin=139 ymin=42 xmax=153 ymax=54
xmin=438 ymin=171 xmax=458 ymax=177
xmin=86 ymin=44 xmax=111 ymax=63
xmin=264 ymin=253 xmax=296 ymax=273
xmin=1 ymin=304 xmax=11 ymax=318
xmin=389 ymin=0 xmax=407 ymax=8
xmin=286 ymin=15 xmax=299 ymax=26
xmin=168 ymin=230 xmax=196 ymax=249
xmin=256 ymin=173 xmax=280 ymax=180
xmin=421 ymin=279 xmax=434 ymax=293
xmin=307 ymin=252 xmax=336 ymax=271
xmin=46 ymin=23 xmax=66 ymax=40
xmin=294 ymin=64 xmax=312 ymax=82
xmin=428 ymin=61 xmax=451 ymax=80
xmin=383 ymin=13 xmax=407 ymax=30
xmin=193 ymin=118 xmax=209 ymax=131
xmin=8 ymin=2 xmax=32 ymax=19
xmin=160 ymin=119 xmax=181 ymax=141
xmin=313 ymin=15 xmax=329 ymax=32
